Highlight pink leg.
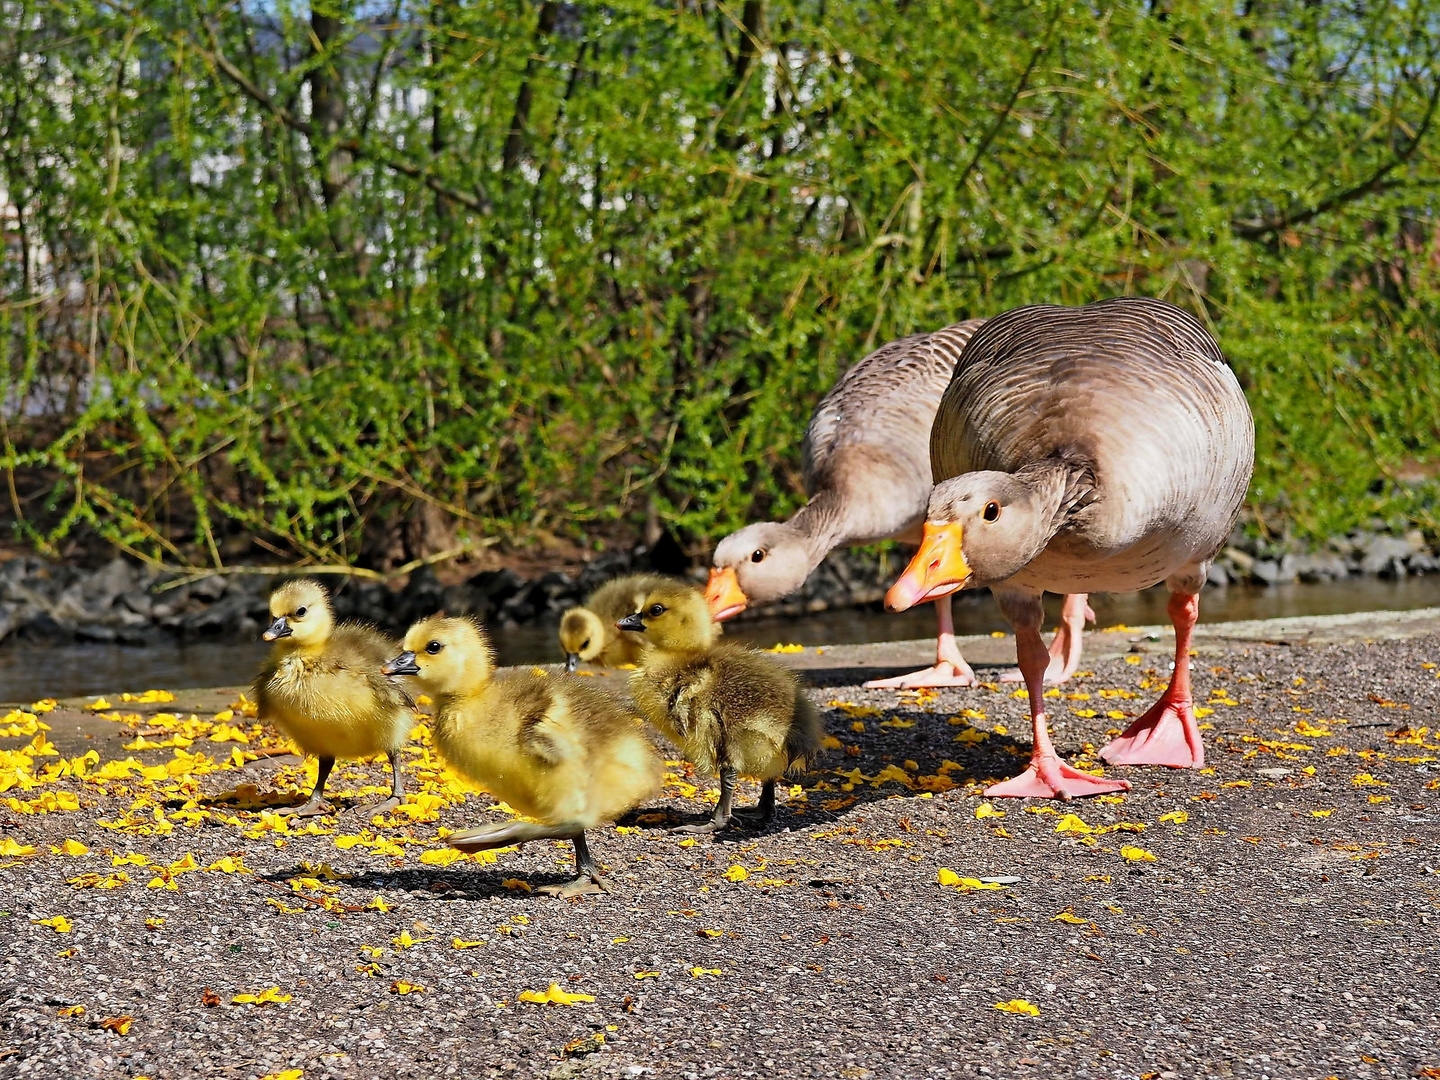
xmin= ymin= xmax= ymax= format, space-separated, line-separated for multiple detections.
xmin=986 ymin=623 xmax=1130 ymax=800
xmin=1099 ymin=591 xmax=1205 ymax=769
xmin=1000 ymin=594 xmax=1094 ymax=685
xmin=864 ymin=593 xmax=979 ymax=689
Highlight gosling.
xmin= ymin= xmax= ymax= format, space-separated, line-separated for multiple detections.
xmin=558 ymin=573 xmax=678 ymax=673
xmin=383 ymin=615 xmax=662 ymax=897
xmin=253 ymin=579 xmax=413 ymax=817
xmin=619 ymin=583 xmax=824 ymax=834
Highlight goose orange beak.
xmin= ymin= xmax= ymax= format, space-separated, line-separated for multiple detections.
xmin=705 ymin=566 xmax=748 ymax=621
xmin=885 ymin=522 xmax=972 ymax=612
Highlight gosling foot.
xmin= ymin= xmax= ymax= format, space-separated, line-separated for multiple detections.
xmin=729 ymin=780 xmax=776 ymax=826
xmin=538 ymin=875 xmax=610 ymax=898
xmin=275 ymin=796 xmax=332 ymax=819
xmin=356 ymin=795 xmax=403 ymax=818
xmin=669 ymin=818 xmax=727 ymax=836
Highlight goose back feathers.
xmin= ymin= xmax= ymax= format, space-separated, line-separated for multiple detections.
xmin=929 ymin=297 xmax=1253 ymax=594
xmin=801 ymin=319 xmax=989 ymax=544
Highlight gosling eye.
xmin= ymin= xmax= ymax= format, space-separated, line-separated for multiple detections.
xmin=750 ymin=549 xmax=765 ymax=563
xmin=982 ymin=501 xmax=1001 ymax=523
xmin=580 ymin=639 xmax=590 ymax=651
xmin=425 ymin=640 xmax=444 ymax=655
xmin=295 ymin=606 xmax=307 ymax=618
xmin=647 ymin=604 xmax=666 ymax=618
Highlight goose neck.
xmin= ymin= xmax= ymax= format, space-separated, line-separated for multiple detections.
xmin=785 ymin=492 xmax=847 ymax=563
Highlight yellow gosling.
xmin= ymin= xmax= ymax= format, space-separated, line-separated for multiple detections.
xmin=558 ymin=572 xmax=678 ymax=672
xmin=384 ymin=615 xmax=662 ymax=897
xmin=619 ymin=582 xmax=824 ymax=835
xmin=253 ymin=580 xmax=413 ymax=818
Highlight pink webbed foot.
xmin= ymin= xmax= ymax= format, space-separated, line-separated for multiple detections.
xmin=985 ymin=753 xmax=1130 ymax=800
xmin=864 ymin=659 xmax=979 ymax=690
xmin=1100 ymin=694 xmax=1205 ymax=769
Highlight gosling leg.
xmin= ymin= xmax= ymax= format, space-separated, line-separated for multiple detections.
xmin=277 ymin=756 xmax=334 ymax=818
xmin=448 ymin=820 xmax=583 ymax=852
xmin=537 ymin=832 xmax=610 ymax=898
xmin=731 ymin=779 xmax=777 ymax=826
xmin=357 ymin=750 xmax=406 ymax=817
xmin=446 ymin=821 xmax=609 ymax=898
xmin=670 ymin=768 xmax=736 ymax=836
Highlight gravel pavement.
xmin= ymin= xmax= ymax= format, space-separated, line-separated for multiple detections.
xmin=2 ymin=613 xmax=1438 ymax=1080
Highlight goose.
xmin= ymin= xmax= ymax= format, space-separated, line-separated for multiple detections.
xmin=383 ymin=615 xmax=662 ymax=896
xmin=884 ymin=296 xmax=1254 ymax=799
xmin=705 ymin=320 xmax=1095 ymax=688
xmin=619 ymin=582 xmax=824 ymax=834
xmin=253 ymin=580 xmax=413 ymax=817
xmin=558 ymin=572 xmax=681 ymax=672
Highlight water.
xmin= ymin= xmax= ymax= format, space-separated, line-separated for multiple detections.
xmin=4 ymin=576 xmax=1440 ymax=703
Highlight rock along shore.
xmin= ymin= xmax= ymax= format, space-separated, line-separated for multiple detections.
xmin=1 ymin=526 xmax=1436 ymax=646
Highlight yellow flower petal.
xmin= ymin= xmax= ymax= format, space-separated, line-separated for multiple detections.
xmin=516 ymin=982 xmax=593 ymax=1005
xmin=994 ymin=999 xmax=1040 ymax=1015
xmin=1054 ymin=813 xmax=1093 ymax=835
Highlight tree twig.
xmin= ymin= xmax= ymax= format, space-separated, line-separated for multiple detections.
xmin=151 ymin=540 xmax=497 ymax=592
xmin=195 ymin=21 xmax=492 ymax=214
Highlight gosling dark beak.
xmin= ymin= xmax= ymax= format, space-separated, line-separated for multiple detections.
xmin=615 ymin=612 xmax=646 ymax=633
xmin=262 ymin=616 xmax=292 ymax=641
xmin=382 ymin=651 xmax=419 ymax=677
xmin=564 ymin=653 xmax=580 ymax=674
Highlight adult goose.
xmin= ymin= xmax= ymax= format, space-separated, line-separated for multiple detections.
xmin=884 ymin=296 xmax=1254 ymax=799
xmin=706 ymin=320 xmax=1095 ymax=688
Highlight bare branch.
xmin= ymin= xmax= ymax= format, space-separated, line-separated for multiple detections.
xmin=1231 ymin=69 xmax=1440 ymax=239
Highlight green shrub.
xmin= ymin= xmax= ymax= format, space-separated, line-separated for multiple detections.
xmin=2 ymin=0 xmax=1437 ymax=569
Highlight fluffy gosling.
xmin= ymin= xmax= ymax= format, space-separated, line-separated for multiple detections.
xmin=383 ymin=615 xmax=662 ymax=896
xmin=619 ymin=582 xmax=824 ymax=834
xmin=558 ymin=573 xmax=678 ymax=673
xmin=253 ymin=580 xmax=413 ymax=817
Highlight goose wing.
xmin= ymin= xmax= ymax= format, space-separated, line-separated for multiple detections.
xmin=931 ymin=297 xmax=1253 ymax=561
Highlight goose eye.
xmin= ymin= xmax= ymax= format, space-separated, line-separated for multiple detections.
xmin=751 ymin=549 xmax=765 ymax=563
xmin=425 ymin=641 xmax=443 ymax=655
xmin=580 ymin=639 xmax=590 ymax=650
xmin=982 ymin=501 xmax=1001 ymax=523
xmin=647 ymin=604 xmax=666 ymax=618
xmin=295 ymin=606 xmax=307 ymax=617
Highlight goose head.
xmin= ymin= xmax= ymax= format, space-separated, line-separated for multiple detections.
xmin=263 ymin=579 xmax=335 ymax=647
xmin=885 ymin=472 xmax=1056 ymax=611
xmin=384 ymin=615 xmax=495 ymax=696
xmin=558 ymin=606 xmax=607 ymax=672
xmin=707 ymin=522 xmax=814 ymax=620
xmin=616 ymin=583 xmax=719 ymax=652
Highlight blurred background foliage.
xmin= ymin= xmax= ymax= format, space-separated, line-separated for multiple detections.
xmin=2 ymin=0 xmax=1439 ymax=573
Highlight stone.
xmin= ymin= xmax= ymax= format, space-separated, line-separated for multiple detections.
xmin=1251 ymin=559 xmax=1284 ymax=585
xmin=189 ymin=574 xmax=228 ymax=601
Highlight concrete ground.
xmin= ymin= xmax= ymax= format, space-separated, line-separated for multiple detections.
xmin=2 ymin=608 xmax=1438 ymax=1079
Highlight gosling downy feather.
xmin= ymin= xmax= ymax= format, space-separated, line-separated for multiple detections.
xmin=253 ymin=579 xmax=413 ymax=816
xmin=384 ymin=615 xmax=662 ymax=896
xmin=558 ymin=572 xmax=679 ymax=672
xmin=620 ymin=583 xmax=823 ymax=834
xmin=887 ymin=297 xmax=1254 ymax=799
